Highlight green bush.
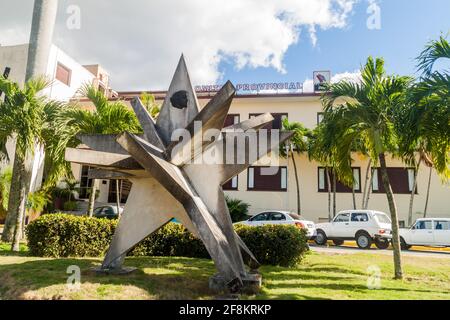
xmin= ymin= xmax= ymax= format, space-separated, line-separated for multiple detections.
xmin=63 ymin=201 xmax=78 ymax=211
xmin=26 ymin=214 xmax=308 ymax=266
xmin=235 ymin=224 xmax=309 ymax=267
xmin=225 ymin=196 xmax=250 ymax=222
xmin=26 ymin=214 xmax=116 ymax=257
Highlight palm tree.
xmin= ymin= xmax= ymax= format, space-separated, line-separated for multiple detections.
xmin=0 ymin=166 xmax=12 ymax=220
xmin=308 ymin=126 xmax=338 ymax=220
xmin=66 ymin=84 xmax=141 ymax=216
xmin=280 ymin=119 xmax=310 ymax=215
xmin=321 ymin=57 xmax=412 ymax=279
xmin=0 ymin=77 xmax=69 ymax=250
xmin=141 ymin=92 xmax=160 ymax=118
xmin=415 ymin=35 xmax=450 ymax=217
xmin=1 ymin=0 xmax=59 ymax=251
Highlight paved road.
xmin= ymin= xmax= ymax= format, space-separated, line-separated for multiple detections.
xmin=309 ymin=244 xmax=450 ymax=259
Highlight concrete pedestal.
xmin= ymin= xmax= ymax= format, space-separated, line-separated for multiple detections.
xmin=209 ymin=272 xmax=262 ymax=295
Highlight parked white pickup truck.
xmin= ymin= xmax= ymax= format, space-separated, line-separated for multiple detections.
xmin=314 ymin=210 xmax=393 ymax=249
xmin=399 ymin=218 xmax=450 ymax=250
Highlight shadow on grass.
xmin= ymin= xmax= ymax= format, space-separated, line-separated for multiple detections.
xmin=0 ymin=255 xmax=216 ymax=300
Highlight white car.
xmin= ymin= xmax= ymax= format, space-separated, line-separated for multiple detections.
xmin=237 ymin=211 xmax=317 ymax=239
xmin=314 ymin=210 xmax=393 ymax=249
xmin=399 ymin=218 xmax=450 ymax=250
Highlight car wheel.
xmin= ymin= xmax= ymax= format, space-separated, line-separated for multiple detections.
xmin=315 ymin=230 xmax=327 ymax=245
xmin=374 ymin=238 xmax=390 ymax=250
xmin=400 ymin=237 xmax=411 ymax=250
xmin=332 ymin=240 xmax=344 ymax=246
xmin=356 ymin=232 xmax=372 ymax=249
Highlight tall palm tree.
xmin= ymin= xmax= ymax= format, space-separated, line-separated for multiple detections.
xmin=308 ymin=125 xmax=339 ymax=220
xmin=66 ymin=84 xmax=141 ymax=216
xmin=398 ymin=35 xmax=450 ymax=222
xmin=1 ymin=0 xmax=59 ymax=251
xmin=321 ymin=57 xmax=412 ymax=280
xmin=280 ymin=119 xmax=310 ymax=215
xmin=0 ymin=77 xmax=69 ymax=250
xmin=416 ymin=35 xmax=450 ymax=217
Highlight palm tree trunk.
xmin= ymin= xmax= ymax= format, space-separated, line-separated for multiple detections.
xmin=362 ymin=158 xmax=372 ymax=208
xmin=7 ymin=0 xmax=59 ymax=251
xmin=423 ymin=166 xmax=432 ymax=218
xmin=291 ymin=152 xmax=301 ymax=214
xmin=332 ymin=170 xmax=337 ymax=217
xmin=326 ymin=166 xmax=332 ymax=221
xmin=87 ymin=179 xmax=97 ymax=217
xmin=10 ymin=155 xmax=32 ymax=251
xmin=408 ymin=157 xmax=422 ymax=226
xmin=116 ymin=179 xmax=121 ymax=218
xmin=25 ymin=0 xmax=59 ymax=81
xmin=1 ymin=153 xmax=30 ymax=242
xmin=352 ymin=183 xmax=356 ymax=210
xmin=364 ymin=168 xmax=374 ymax=209
xmin=379 ymin=153 xmax=402 ymax=280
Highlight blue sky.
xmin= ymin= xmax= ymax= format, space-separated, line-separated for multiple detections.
xmin=221 ymin=0 xmax=450 ymax=85
xmin=1 ymin=0 xmax=449 ymax=90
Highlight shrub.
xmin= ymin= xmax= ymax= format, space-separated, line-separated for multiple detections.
xmin=26 ymin=214 xmax=116 ymax=257
xmin=236 ymin=224 xmax=309 ymax=267
xmin=26 ymin=214 xmax=308 ymax=266
xmin=63 ymin=201 xmax=78 ymax=211
xmin=225 ymin=196 xmax=250 ymax=222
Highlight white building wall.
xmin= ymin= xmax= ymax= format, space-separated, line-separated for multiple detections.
xmin=0 ymin=44 xmax=95 ymax=192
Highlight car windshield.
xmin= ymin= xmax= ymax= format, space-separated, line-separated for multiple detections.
xmin=288 ymin=213 xmax=301 ymax=220
xmin=374 ymin=213 xmax=391 ymax=224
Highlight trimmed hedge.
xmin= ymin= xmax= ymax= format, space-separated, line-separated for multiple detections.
xmin=26 ymin=213 xmax=308 ymax=267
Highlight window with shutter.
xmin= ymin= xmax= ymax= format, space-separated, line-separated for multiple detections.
xmin=247 ymin=166 xmax=287 ymax=191
xmin=55 ymin=62 xmax=71 ymax=86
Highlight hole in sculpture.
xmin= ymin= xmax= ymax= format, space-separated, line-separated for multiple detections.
xmin=170 ymin=90 xmax=188 ymax=109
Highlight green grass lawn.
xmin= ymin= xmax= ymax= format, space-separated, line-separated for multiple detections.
xmin=0 ymin=242 xmax=449 ymax=300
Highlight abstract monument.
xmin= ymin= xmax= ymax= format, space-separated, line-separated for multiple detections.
xmin=65 ymin=56 xmax=293 ymax=293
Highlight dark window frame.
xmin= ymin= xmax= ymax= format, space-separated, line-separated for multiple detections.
xmin=223 ymin=114 xmax=240 ymax=127
xmin=55 ymin=62 xmax=72 ymax=86
xmin=318 ymin=167 xmax=361 ymax=193
xmin=247 ymin=166 xmax=288 ymax=192
xmin=222 ymin=175 xmax=239 ymax=191
xmin=317 ymin=112 xmax=324 ymax=124
xmin=371 ymin=167 xmax=417 ymax=195
xmin=249 ymin=113 xmax=288 ymax=130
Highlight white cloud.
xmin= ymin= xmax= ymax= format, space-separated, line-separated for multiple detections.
xmin=0 ymin=0 xmax=357 ymax=90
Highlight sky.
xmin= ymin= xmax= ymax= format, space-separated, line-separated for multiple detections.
xmin=0 ymin=0 xmax=449 ymax=92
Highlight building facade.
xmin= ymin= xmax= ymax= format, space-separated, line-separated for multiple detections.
xmin=74 ymin=90 xmax=450 ymax=226
xmin=0 ymin=43 xmax=112 ymax=191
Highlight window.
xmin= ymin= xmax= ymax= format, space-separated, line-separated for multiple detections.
xmin=108 ymin=179 xmax=132 ymax=203
xmin=434 ymin=221 xmax=450 ymax=230
xmin=250 ymin=213 xmax=269 ymax=221
xmin=375 ymin=213 xmax=391 ymax=224
xmin=318 ymin=167 xmax=361 ymax=193
xmin=413 ymin=220 xmax=433 ymax=230
xmin=269 ymin=212 xmax=286 ymax=221
xmin=371 ymin=168 xmax=417 ymax=194
xmin=249 ymin=113 xmax=288 ymax=130
xmin=334 ymin=213 xmax=350 ymax=222
xmin=247 ymin=166 xmax=287 ymax=191
xmin=223 ymin=175 xmax=238 ymax=190
xmin=55 ymin=62 xmax=71 ymax=86
xmin=224 ymin=114 xmax=240 ymax=127
xmin=351 ymin=213 xmax=369 ymax=222
xmin=317 ymin=112 xmax=324 ymax=124
xmin=78 ymin=166 xmax=93 ymax=199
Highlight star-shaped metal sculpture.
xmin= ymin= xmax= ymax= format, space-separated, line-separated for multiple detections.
xmin=65 ymin=55 xmax=293 ymax=292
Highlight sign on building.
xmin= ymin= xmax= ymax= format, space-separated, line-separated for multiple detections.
xmin=313 ymin=71 xmax=331 ymax=92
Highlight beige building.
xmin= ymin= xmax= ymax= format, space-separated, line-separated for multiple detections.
xmin=73 ymin=89 xmax=450 ymax=226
